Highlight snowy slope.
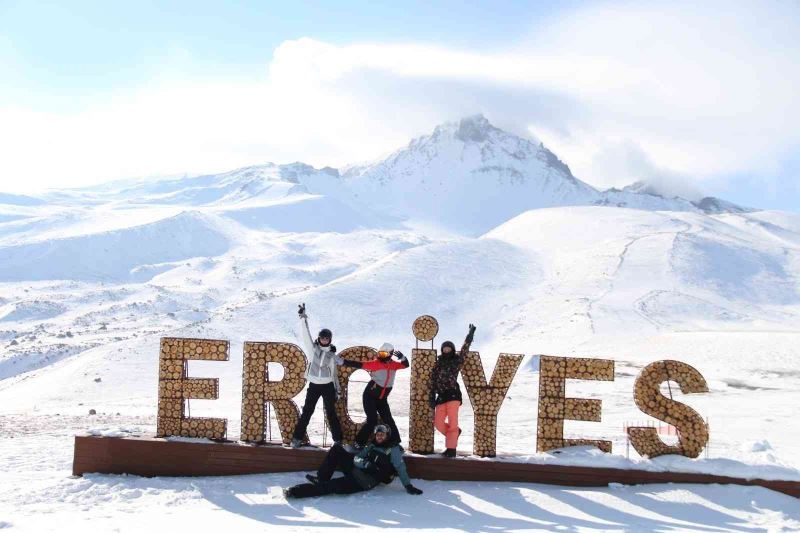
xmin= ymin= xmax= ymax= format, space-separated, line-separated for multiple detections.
xmin=2 ymin=203 xmax=800 ymax=530
xmin=3 ymin=207 xmax=798 ymax=429
xmin=483 ymin=208 xmax=800 ymax=338
xmin=34 ymin=163 xmax=329 ymax=206
xmin=1 ymin=118 xmax=799 ymax=531
xmin=0 ymin=192 xmax=45 ymax=206
xmin=0 ymin=211 xmax=234 ymax=283
xmin=218 ymin=194 xmax=401 ymax=233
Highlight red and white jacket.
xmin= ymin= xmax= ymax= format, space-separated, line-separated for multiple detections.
xmin=343 ymin=353 xmax=409 ymax=399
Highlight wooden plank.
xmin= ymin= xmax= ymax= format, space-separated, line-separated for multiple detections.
xmin=72 ymin=436 xmax=800 ymax=498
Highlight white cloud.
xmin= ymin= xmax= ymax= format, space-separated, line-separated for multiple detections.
xmin=0 ymin=0 xmax=798 ymax=196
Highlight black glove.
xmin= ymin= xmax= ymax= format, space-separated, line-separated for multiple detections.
xmin=298 ymin=303 xmax=307 ymax=318
xmin=405 ymin=484 xmax=423 ymax=495
xmin=428 ymin=393 xmax=437 ymax=409
xmin=329 ymin=344 xmax=337 ymax=354
xmin=393 ymin=350 xmax=405 ymax=360
xmin=465 ymin=323 xmax=476 ymax=344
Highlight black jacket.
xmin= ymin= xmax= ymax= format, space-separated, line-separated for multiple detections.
xmin=430 ymin=335 xmax=473 ymax=406
xmin=350 ymin=441 xmax=412 ymax=489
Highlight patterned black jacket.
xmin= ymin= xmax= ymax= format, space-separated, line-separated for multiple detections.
xmin=430 ymin=335 xmax=473 ymax=406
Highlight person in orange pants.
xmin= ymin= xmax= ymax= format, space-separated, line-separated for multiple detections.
xmin=429 ymin=324 xmax=476 ymax=457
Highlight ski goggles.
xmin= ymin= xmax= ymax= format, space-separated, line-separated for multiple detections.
xmin=377 ymin=350 xmax=392 ymax=358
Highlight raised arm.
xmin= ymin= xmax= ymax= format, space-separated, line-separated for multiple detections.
xmin=297 ymin=303 xmax=315 ymax=356
xmin=392 ymin=350 xmax=410 ymax=369
xmin=458 ymin=324 xmax=476 ymax=361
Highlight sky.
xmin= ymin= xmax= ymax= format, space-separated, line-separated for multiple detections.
xmin=0 ymin=0 xmax=798 ymax=211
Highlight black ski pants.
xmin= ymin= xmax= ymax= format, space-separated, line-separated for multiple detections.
xmin=286 ymin=476 xmax=364 ymax=498
xmin=355 ymin=384 xmax=401 ymax=447
xmin=293 ymin=382 xmax=343 ymax=442
xmin=285 ymin=444 xmax=365 ymax=498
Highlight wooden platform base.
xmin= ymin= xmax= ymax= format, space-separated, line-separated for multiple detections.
xmin=72 ymin=436 xmax=800 ymax=498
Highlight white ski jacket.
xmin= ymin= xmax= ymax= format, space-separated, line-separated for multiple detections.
xmin=299 ymin=315 xmax=342 ymax=393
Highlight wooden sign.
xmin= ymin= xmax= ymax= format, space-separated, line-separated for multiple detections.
xmin=240 ymin=342 xmax=306 ymax=444
xmin=537 ymin=356 xmax=614 ymax=453
xmin=460 ymin=351 xmax=524 ymax=457
xmin=627 ymin=360 xmax=709 ymax=458
xmin=154 ymin=316 xmax=712 ymax=460
xmin=156 ymin=337 xmax=228 ymax=439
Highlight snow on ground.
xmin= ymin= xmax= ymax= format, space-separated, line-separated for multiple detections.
xmin=2 ymin=416 xmax=800 ymax=532
xmin=2 ymin=210 xmax=800 ymax=531
xmin=2 ymin=129 xmax=800 ymax=530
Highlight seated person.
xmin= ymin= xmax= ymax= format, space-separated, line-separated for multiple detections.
xmin=284 ymin=424 xmax=423 ymax=498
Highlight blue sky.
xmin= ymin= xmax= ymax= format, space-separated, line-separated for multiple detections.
xmin=1 ymin=1 xmax=569 ymax=104
xmin=1 ymin=0 xmax=798 ymax=211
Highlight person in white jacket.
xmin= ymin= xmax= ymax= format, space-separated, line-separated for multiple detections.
xmin=291 ymin=303 xmax=344 ymax=448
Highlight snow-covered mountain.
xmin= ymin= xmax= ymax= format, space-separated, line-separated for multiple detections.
xmin=607 ymin=180 xmax=753 ymax=214
xmin=0 ymin=114 xmax=788 ymax=384
xmin=38 ymin=163 xmax=334 ymax=206
xmin=85 ymin=163 xmax=344 ymax=207
xmin=343 ymin=115 xmax=598 ymax=234
xmin=344 ymin=115 xmax=749 ymax=234
xmin=4 ymin=115 xmax=750 ymax=237
xmin=2 ymin=117 xmax=800 ymax=531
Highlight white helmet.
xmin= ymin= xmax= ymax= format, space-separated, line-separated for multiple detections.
xmin=378 ymin=342 xmax=394 ymax=359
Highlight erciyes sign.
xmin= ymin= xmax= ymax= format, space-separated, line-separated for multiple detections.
xmin=155 ymin=315 xmax=709 ymax=459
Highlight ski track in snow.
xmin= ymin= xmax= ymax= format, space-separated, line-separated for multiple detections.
xmin=584 ymin=220 xmax=695 ymax=334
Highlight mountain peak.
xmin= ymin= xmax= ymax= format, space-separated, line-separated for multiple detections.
xmin=431 ymin=114 xmax=497 ymax=143
xmin=455 ymin=114 xmax=494 ymax=142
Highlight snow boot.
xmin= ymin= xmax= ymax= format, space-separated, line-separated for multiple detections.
xmin=290 ymin=438 xmax=303 ymax=449
xmin=305 ymin=474 xmax=319 ymax=484
xmin=443 ymin=448 xmax=457 ymax=458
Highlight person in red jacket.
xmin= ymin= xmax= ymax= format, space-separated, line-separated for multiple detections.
xmin=342 ymin=342 xmax=409 ymax=447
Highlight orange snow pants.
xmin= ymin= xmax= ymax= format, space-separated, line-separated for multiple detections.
xmin=434 ymin=400 xmax=460 ymax=449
